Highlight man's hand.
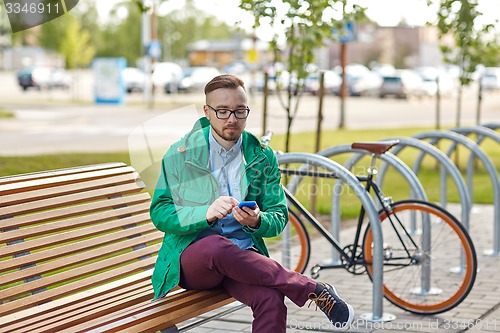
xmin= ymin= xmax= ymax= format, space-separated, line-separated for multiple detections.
xmin=206 ymin=196 xmax=238 ymax=223
xmin=233 ymin=204 xmax=261 ymax=229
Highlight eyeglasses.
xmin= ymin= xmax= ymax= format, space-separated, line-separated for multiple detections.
xmin=206 ymin=105 xmax=250 ymax=119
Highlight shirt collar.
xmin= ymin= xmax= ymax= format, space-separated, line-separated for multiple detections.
xmin=209 ymin=130 xmax=242 ymax=155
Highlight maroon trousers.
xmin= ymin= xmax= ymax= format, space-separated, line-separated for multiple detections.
xmin=179 ymin=235 xmax=317 ymax=333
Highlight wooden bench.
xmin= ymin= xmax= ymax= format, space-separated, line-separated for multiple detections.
xmin=0 ymin=162 xmax=238 ymax=333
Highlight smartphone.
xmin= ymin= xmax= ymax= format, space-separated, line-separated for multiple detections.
xmin=238 ymin=201 xmax=257 ymax=209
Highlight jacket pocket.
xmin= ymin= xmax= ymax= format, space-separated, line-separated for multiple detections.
xmin=179 ymin=188 xmax=211 ymax=205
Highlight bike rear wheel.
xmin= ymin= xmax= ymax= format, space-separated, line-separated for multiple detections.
xmin=363 ymin=200 xmax=477 ymax=314
xmin=267 ymin=210 xmax=310 ymax=274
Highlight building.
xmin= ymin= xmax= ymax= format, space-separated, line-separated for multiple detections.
xmin=327 ymin=24 xmax=454 ymax=69
xmin=186 ymin=37 xmax=271 ymax=69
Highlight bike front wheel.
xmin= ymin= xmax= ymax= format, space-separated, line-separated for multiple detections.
xmin=363 ymin=200 xmax=477 ymax=314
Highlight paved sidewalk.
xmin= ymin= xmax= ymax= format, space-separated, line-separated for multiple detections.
xmin=176 ymin=204 xmax=500 ymax=332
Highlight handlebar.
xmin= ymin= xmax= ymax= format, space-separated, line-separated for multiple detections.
xmin=261 ymin=130 xmax=273 ymax=147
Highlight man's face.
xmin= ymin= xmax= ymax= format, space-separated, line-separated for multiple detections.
xmin=204 ymin=86 xmax=248 ymax=145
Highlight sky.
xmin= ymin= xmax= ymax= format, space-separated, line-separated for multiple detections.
xmin=96 ymin=0 xmax=499 ymax=33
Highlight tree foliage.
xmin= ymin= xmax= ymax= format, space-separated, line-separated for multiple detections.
xmin=59 ymin=15 xmax=95 ymax=68
xmin=37 ymin=2 xmax=98 ymax=66
xmin=157 ymin=7 xmax=235 ymax=62
xmin=95 ymin=0 xmax=143 ymax=66
xmin=430 ymin=0 xmax=498 ymax=126
xmin=29 ymin=0 xmax=237 ymax=68
xmin=240 ymin=0 xmax=366 ymax=151
xmin=433 ymin=0 xmax=497 ymax=85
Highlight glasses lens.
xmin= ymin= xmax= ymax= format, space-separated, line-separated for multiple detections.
xmin=216 ymin=109 xmax=231 ymax=119
xmin=234 ymin=109 xmax=249 ymax=119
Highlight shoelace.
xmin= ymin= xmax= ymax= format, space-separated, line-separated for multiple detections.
xmin=307 ymin=289 xmax=336 ymax=315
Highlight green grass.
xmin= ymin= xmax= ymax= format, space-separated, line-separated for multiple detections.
xmin=0 ymin=126 xmax=498 ymax=219
xmin=0 ymin=108 xmax=14 ymax=118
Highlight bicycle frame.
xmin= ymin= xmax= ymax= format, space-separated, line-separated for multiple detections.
xmin=280 ymin=167 xmax=372 ymax=271
xmin=280 ymin=156 xmax=419 ymax=274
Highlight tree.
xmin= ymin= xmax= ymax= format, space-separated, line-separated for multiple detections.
xmin=96 ymin=1 xmax=143 ymax=66
xmin=431 ymin=0 xmax=498 ymax=127
xmin=59 ymin=15 xmax=95 ymax=69
xmin=240 ymin=0 xmax=366 ymax=152
xmin=157 ymin=6 xmax=235 ymax=62
xmin=132 ymin=0 xmax=236 ymax=62
xmin=37 ymin=2 xmax=100 ymax=60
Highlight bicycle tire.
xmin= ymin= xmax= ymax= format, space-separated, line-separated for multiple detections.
xmin=267 ymin=210 xmax=311 ymax=274
xmin=363 ymin=199 xmax=477 ymax=314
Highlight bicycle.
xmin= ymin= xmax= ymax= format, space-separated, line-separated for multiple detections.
xmin=262 ymin=134 xmax=477 ymax=315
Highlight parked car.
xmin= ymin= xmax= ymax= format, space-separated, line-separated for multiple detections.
xmin=332 ymin=64 xmax=382 ymax=96
xmin=480 ymin=67 xmax=500 ymax=91
xmin=379 ymin=70 xmax=425 ymax=99
xmin=415 ymin=66 xmax=455 ymax=97
xmin=166 ymin=66 xmax=220 ymax=93
xmin=152 ymin=62 xmax=183 ymax=91
xmin=16 ymin=67 xmax=71 ymax=91
xmin=122 ymin=67 xmax=145 ymax=93
xmin=304 ymin=70 xmax=341 ymax=95
xmin=253 ymin=70 xmax=291 ymax=92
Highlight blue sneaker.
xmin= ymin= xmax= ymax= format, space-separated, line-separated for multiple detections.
xmin=308 ymin=283 xmax=355 ymax=330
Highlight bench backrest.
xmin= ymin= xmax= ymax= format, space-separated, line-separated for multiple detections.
xmin=0 ymin=162 xmax=163 ymax=317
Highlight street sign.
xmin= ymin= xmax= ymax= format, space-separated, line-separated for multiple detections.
xmin=332 ymin=21 xmax=356 ymax=43
xmin=146 ymin=40 xmax=162 ymax=59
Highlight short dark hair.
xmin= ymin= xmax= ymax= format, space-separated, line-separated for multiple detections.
xmin=204 ymin=74 xmax=246 ymax=95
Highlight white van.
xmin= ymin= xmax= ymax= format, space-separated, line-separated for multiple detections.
xmin=151 ymin=62 xmax=184 ymax=90
xmin=480 ymin=67 xmax=500 ymax=91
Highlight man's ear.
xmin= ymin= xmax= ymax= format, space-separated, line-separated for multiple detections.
xmin=203 ymin=105 xmax=210 ymax=119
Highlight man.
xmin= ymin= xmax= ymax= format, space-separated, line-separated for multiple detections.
xmin=150 ymin=74 xmax=354 ymax=332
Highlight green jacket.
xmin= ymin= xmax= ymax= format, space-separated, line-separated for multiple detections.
xmin=150 ymin=117 xmax=288 ymax=299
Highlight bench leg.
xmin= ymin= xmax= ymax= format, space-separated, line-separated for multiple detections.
xmin=160 ymin=326 xmax=179 ymax=333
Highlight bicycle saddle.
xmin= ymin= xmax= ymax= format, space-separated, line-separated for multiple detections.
xmin=351 ymin=140 xmax=400 ymax=155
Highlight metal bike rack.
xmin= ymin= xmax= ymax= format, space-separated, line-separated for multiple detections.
xmin=377 ymin=137 xmax=472 ymax=231
xmin=450 ymin=126 xmax=500 ymax=204
xmin=413 ymin=130 xmax=500 ymax=256
xmin=311 ymin=145 xmax=428 ymax=265
xmin=277 ymin=152 xmax=395 ymax=322
xmin=480 ymin=122 xmax=500 ymax=131
xmin=451 ymin=126 xmax=500 ymax=257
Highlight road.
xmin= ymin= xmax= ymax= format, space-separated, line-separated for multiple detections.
xmin=0 ymin=70 xmax=499 ymax=156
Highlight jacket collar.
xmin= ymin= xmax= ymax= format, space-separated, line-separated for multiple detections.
xmin=181 ymin=117 xmax=265 ymax=168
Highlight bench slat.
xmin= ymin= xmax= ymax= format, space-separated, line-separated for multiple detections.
xmin=0 ymin=192 xmax=151 ymax=231
xmin=0 ymin=163 xmax=127 ymax=186
xmin=123 ymin=298 xmax=238 ymax=333
xmin=0 ymin=182 xmax=145 ymax=219
xmin=78 ymin=290 xmax=235 ymax=333
xmin=26 ymin=287 xmax=154 ymax=333
xmin=2 ymin=242 xmax=160 ymax=301
xmin=0 ymin=200 xmax=151 ymax=243
xmin=0 ymin=172 xmax=138 ymax=208
xmin=0 ymin=255 xmax=157 ymax=316
xmin=0 ymin=220 xmax=158 ymax=273
xmin=0 ymin=270 xmax=153 ymax=331
xmin=0 ymin=165 xmax=136 ymax=197
xmin=0 ymin=212 xmax=152 ymax=258
xmin=2 ymin=232 xmax=161 ymax=286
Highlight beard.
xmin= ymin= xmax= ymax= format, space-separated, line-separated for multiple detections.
xmin=213 ymin=124 xmax=242 ymax=142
